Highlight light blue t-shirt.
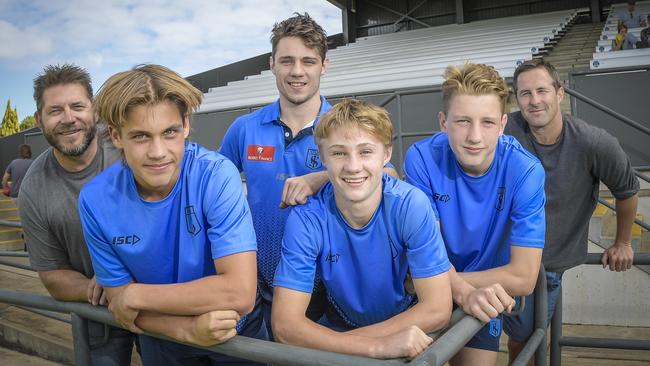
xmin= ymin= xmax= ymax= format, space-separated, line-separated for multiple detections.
xmin=219 ymin=97 xmax=332 ymax=300
xmin=274 ymin=174 xmax=450 ymax=328
xmin=80 ymin=142 xmax=257 ymax=286
xmin=404 ymin=133 xmax=546 ymax=272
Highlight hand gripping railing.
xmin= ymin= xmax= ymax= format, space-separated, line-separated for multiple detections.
xmin=0 ymin=288 xmax=501 ymax=366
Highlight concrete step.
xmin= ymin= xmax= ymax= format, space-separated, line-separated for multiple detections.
xmin=0 ymin=199 xmax=16 ymax=210
xmin=0 ymin=227 xmax=23 ymax=241
xmin=0 ymin=261 xmax=141 ymax=365
xmin=0 ymin=345 xmax=65 ymax=366
xmin=0 ymin=207 xmax=19 ymax=220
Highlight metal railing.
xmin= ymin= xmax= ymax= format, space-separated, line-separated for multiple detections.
xmin=0 ymin=219 xmax=493 ymax=365
xmin=514 ymin=253 xmax=650 ymax=365
xmin=0 ymin=287 xmax=492 ymax=366
xmin=549 ymin=253 xmax=650 ymax=366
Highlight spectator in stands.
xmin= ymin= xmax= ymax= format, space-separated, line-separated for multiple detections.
xmin=219 ymin=12 xmax=398 ymax=339
xmin=80 ymin=64 xmax=266 ymax=366
xmin=18 ymin=64 xmax=135 ymax=365
xmin=637 ymin=14 xmax=650 ymax=48
xmin=2 ymin=144 xmax=33 ymax=206
xmin=272 ymin=99 xmax=452 ymax=359
xmin=618 ymin=1 xmax=646 ymax=28
xmin=504 ymin=59 xmax=639 ymax=365
xmin=612 ymin=23 xmax=638 ymax=50
xmin=404 ymin=63 xmax=544 ymax=366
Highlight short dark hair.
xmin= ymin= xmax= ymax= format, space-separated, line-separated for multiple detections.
xmin=18 ymin=144 xmax=32 ymax=159
xmin=271 ymin=12 xmax=328 ymax=62
xmin=512 ymin=59 xmax=562 ymax=92
xmin=33 ymin=64 xmax=93 ymax=113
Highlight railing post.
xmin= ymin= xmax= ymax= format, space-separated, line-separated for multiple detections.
xmin=534 ymin=266 xmax=548 ymax=365
xmin=71 ymin=312 xmax=91 ymax=366
xmin=550 ymin=285 xmax=563 ymax=366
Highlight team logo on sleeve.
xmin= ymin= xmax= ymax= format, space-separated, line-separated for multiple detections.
xmin=495 ymin=187 xmax=505 ymax=211
xmin=305 ymin=149 xmax=322 ymax=170
xmin=185 ymin=205 xmax=202 ymax=236
xmin=247 ymin=145 xmax=275 ymax=162
xmin=489 ymin=318 xmax=502 ymax=337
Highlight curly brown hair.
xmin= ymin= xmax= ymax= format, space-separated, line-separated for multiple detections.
xmin=271 ymin=12 xmax=328 ymax=62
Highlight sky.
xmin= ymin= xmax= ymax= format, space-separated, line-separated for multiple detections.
xmin=0 ymin=0 xmax=342 ymax=122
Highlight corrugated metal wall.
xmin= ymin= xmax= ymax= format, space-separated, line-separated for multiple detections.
xmin=353 ymin=0 xmax=591 ymax=37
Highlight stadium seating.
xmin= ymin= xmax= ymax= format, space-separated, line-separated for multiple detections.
xmin=200 ymin=9 xmax=579 ymax=113
xmin=594 ymin=0 xmax=649 ymax=53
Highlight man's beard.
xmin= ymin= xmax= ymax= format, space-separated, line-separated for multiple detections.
xmin=44 ymin=124 xmax=97 ymax=157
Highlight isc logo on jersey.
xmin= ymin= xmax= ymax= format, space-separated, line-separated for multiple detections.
xmin=247 ymin=145 xmax=275 ymax=162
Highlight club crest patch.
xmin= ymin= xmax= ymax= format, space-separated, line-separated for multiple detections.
xmin=305 ymin=148 xmax=322 ymax=170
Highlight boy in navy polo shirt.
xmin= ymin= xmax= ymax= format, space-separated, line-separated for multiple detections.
xmin=79 ymin=64 xmax=266 ymax=366
xmin=219 ymin=13 xmax=397 ymax=337
xmin=404 ymin=63 xmax=545 ymax=366
xmin=272 ymin=99 xmax=452 ymax=360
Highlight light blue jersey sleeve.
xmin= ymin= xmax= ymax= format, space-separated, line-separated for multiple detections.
xmin=203 ymin=159 xmax=257 ymax=259
xmin=79 ymin=189 xmax=133 ymax=287
xmin=218 ymin=119 xmax=243 ymax=171
xmin=273 ymin=208 xmax=322 ymax=293
xmin=509 ymin=163 xmax=546 ymax=248
xmin=400 ymin=188 xmax=451 ymax=278
xmin=403 ymin=143 xmax=437 ymax=210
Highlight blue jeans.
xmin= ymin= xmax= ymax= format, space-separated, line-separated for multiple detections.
xmin=503 ymin=271 xmax=564 ymax=342
xmin=88 ymin=320 xmax=136 ymax=366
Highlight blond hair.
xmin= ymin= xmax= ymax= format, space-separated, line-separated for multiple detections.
xmin=315 ymin=99 xmax=393 ymax=147
xmin=441 ymin=63 xmax=509 ymax=113
xmin=94 ymin=64 xmax=202 ymax=132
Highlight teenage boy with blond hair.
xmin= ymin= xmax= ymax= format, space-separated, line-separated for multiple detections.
xmin=79 ymin=64 xmax=266 ymax=365
xmin=272 ymin=99 xmax=452 ymax=360
xmin=219 ymin=13 xmax=397 ymax=337
xmin=404 ymin=63 xmax=546 ymax=365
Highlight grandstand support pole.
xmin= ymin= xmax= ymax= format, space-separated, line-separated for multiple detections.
xmin=534 ymin=266 xmax=548 ymax=366
xmin=71 ymin=313 xmax=91 ymax=366
xmin=589 ymin=0 xmax=601 ymax=23
xmin=455 ymin=0 xmax=465 ymax=24
xmin=550 ymin=286 xmax=562 ymax=366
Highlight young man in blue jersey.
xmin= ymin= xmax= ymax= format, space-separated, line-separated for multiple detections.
xmin=272 ymin=99 xmax=452 ymax=359
xmin=79 ymin=64 xmax=266 ymax=366
xmin=219 ymin=13 xmax=397 ymax=337
xmin=404 ymin=63 xmax=546 ymax=366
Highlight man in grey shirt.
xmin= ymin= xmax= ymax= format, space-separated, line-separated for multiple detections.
xmin=18 ymin=64 xmax=135 ymax=365
xmin=503 ymin=59 xmax=639 ymax=364
xmin=3 ymin=144 xmax=33 ymax=206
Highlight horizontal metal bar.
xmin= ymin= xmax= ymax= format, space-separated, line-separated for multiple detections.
xmin=512 ymin=328 xmax=546 ymax=366
xmin=0 ymin=258 xmax=34 ymax=271
xmin=0 ymin=251 xmax=28 ymax=257
xmin=559 ymin=336 xmax=650 ymax=350
xmin=414 ymin=312 xmax=484 ymax=366
xmin=585 ymin=253 xmax=650 ymax=265
xmin=564 ymin=86 xmax=650 ymax=137
xmin=0 ymin=289 xmax=414 ymax=366
xmin=0 ymin=219 xmax=22 ymax=228
xmin=635 ymin=170 xmax=650 ymax=184
xmin=16 ymin=305 xmax=71 ymax=324
xmin=597 ymin=198 xmax=650 ymax=231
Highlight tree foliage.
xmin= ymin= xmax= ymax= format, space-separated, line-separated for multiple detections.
xmin=0 ymin=100 xmax=20 ymax=137
xmin=20 ymin=115 xmax=36 ymax=131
